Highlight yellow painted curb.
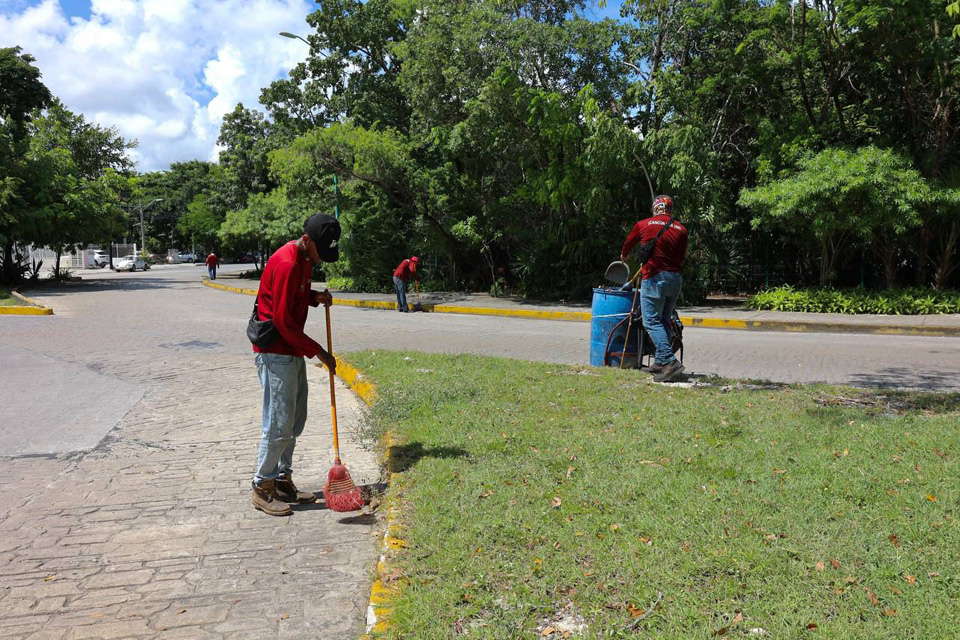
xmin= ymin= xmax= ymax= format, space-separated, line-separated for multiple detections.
xmin=432 ymin=304 xmax=590 ymax=322
xmin=0 ymin=290 xmax=54 ymax=315
xmin=326 ymin=355 xmax=402 ymax=637
xmin=201 ymin=278 xmax=960 ymax=336
xmin=201 ymin=278 xmax=257 ymax=296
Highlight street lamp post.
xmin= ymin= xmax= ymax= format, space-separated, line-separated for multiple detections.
xmin=279 ymin=31 xmax=310 ymax=45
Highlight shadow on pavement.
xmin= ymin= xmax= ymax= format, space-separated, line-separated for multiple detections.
xmin=845 ymin=367 xmax=960 ymax=392
xmin=388 ymin=442 xmax=468 ymax=473
xmin=21 ymin=276 xmax=185 ymax=296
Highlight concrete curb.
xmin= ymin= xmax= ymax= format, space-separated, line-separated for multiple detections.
xmin=325 ymin=356 xmax=401 ymax=637
xmin=201 ymin=278 xmax=960 ymax=336
xmin=0 ymin=289 xmax=54 ymax=315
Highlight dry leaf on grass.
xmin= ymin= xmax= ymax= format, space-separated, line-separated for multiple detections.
xmin=815 ymin=561 xmax=825 ymax=571
xmin=882 ymin=609 xmax=898 ymax=617
xmin=926 ymin=494 xmax=938 ymax=502
xmin=888 ymin=534 xmax=900 ymax=548
xmin=712 ymin=611 xmax=743 ymax=636
xmin=864 ymin=587 xmax=880 ymax=606
xmin=905 ymin=574 xmax=917 ymax=585
xmin=551 ymin=496 xmax=562 ymax=508
xmin=830 ymin=558 xmax=841 ymax=569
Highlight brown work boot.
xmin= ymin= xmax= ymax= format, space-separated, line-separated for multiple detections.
xmin=275 ymin=474 xmax=317 ymax=504
xmin=654 ymin=359 xmax=685 ymax=383
xmin=647 ymin=362 xmax=665 ymax=373
xmin=252 ymin=480 xmax=293 ymax=516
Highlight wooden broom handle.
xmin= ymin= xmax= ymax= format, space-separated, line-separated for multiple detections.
xmin=324 ymin=303 xmax=340 ymax=463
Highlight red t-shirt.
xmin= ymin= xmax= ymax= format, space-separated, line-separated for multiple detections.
xmin=253 ymin=241 xmax=322 ymax=358
xmin=621 ymin=215 xmax=688 ymax=279
xmin=205 ymin=254 xmax=219 ymax=268
xmin=393 ymin=259 xmax=419 ymax=281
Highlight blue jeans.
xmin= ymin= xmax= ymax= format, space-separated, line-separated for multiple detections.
xmin=393 ymin=276 xmax=407 ymax=312
xmin=640 ymin=271 xmax=683 ymax=364
xmin=208 ymin=266 xmax=216 ymax=280
xmin=254 ymin=353 xmax=307 ymax=484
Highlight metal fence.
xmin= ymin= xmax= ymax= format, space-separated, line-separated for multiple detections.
xmin=26 ymin=244 xmax=138 ymax=273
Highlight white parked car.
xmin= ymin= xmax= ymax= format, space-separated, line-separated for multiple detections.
xmin=114 ymin=255 xmax=149 ymax=272
xmin=92 ymin=251 xmax=110 ymax=268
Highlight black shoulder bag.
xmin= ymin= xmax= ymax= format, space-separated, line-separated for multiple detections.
xmin=247 ymin=300 xmax=280 ymax=348
xmin=634 ymin=215 xmax=676 ymax=264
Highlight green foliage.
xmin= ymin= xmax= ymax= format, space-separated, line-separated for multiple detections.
xmin=177 ymin=194 xmax=222 ymax=252
xmin=748 ymin=285 xmax=960 ymax=315
xmin=740 ymin=147 xmax=930 ymax=285
xmin=218 ymin=187 xmax=305 ymax=270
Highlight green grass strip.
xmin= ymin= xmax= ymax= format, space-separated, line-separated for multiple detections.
xmin=351 ymin=351 xmax=960 ymax=638
xmin=0 ymin=287 xmax=17 ymax=307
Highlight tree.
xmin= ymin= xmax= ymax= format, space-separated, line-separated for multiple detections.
xmin=0 ymin=47 xmax=52 ymax=283
xmin=218 ymin=188 xmax=302 ymax=272
xmin=740 ymin=147 xmax=929 ymax=286
xmin=178 ymin=194 xmax=222 ymax=254
xmin=26 ymin=102 xmax=133 ymax=276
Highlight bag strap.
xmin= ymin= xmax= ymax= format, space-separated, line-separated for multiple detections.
xmin=651 ymin=215 xmax=676 ymax=242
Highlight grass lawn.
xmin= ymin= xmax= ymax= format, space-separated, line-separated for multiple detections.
xmin=0 ymin=287 xmax=17 ymax=306
xmin=350 ymin=351 xmax=960 ymax=639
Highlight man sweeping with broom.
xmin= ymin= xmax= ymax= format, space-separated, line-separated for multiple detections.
xmin=248 ymin=213 xmax=343 ymax=516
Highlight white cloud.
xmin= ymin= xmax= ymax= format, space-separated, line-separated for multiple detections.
xmin=1 ymin=0 xmax=313 ymax=171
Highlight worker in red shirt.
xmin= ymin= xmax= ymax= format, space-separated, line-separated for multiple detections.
xmin=250 ymin=213 xmax=340 ymax=516
xmin=392 ymin=256 xmax=419 ymax=312
xmin=620 ymin=195 xmax=689 ymax=382
xmin=205 ymin=252 xmax=220 ymax=280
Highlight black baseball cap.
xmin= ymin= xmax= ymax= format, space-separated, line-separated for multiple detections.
xmin=304 ymin=213 xmax=341 ymax=262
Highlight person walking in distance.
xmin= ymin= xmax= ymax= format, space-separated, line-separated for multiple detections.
xmin=392 ymin=256 xmax=420 ymax=312
xmin=205 ymin=251 xmax=220 ymax=280
xmin=250 ymin=213 xmax=340 ymax=516
xmin=620 ymin=195 xmax=689 ymax=382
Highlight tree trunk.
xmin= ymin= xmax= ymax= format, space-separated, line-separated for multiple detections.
xmin=2 ymin=239 xmax=14 ymax=285
xmin=820 ymin=235 xmax=830 ymax=286
xmin=915 ymin=223 xmax=931 ymax=286
xmin=933 ymin=220 xmax=960 ymax=289
xmin=875 ymin=236 xmax=897 ymax=289
xmin=55 ymin=246 xmax=63 ymax=279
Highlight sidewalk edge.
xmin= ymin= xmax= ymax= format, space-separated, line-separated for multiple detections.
xmin=328 ymin=355 xmax=402 ymax=637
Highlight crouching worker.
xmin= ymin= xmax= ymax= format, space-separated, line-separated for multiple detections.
xmin=392 ymin=256 xmax=419 ymax=312
xmin=249 ymin=213 xmax=340 ymax=516
xmin=620 ymin=195 xmax=688 ymax=382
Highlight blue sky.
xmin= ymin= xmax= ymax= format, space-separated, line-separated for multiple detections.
xmin=2 ymin=0 xmax=628 ymax=171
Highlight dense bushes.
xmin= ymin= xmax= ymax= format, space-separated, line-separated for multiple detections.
xmin=747 ymin=286 xmax=960 ymax=315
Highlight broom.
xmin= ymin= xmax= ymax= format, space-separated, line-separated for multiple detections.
xmin=322 ymin=304 xmax=367 ymax=512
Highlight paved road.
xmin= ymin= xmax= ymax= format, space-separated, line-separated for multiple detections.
xmin=0 ymin=263 xmax=380 ymax=639
xmin=68 ymin=264 xmax=960 ymax=392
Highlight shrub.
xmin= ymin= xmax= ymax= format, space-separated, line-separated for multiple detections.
xmin=747 ymin=286 xmax=960 ymax=315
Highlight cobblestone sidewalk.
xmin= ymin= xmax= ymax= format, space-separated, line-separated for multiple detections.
xmin=0 ymin=271 xmax=382 ymax=639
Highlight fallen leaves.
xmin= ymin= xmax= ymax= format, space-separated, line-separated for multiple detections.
xmin=905 ymin=574 xmax=917 ymax=586
xmin=882 ymin=609 xmax=897 ymax=617
xmin=926 ymin=494 xmax=938 ymax=502
xmin=712 ymin=611 xmax=743 ymax=636
xmin=864 ymin=587 xmax=880 ymax=606
xmin=830 ymin=558 xmax=841 ymax=569
xmin=815 ymin=561 xmax=825 ymax=572
xmin=888 ymin=534 xmax=900 ymax=548
xmin=551 ymin=496 xmax=562 ymax=508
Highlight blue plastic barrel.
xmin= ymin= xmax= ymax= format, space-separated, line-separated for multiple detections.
xmin=589 ymin=287 xmax=638 ymax=367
